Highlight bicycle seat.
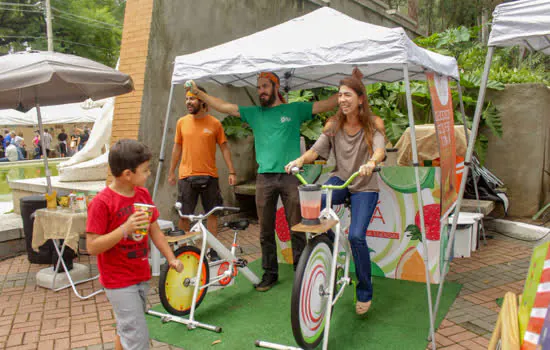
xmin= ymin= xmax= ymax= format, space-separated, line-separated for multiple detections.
xmin=225 ymin=219 xmax=249 ymax=231
xmin=167 ymin=229 xmax=186 ymax=237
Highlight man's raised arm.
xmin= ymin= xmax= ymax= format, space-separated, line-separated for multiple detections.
xmin=186 ymin=80 xmax=240 ymax=117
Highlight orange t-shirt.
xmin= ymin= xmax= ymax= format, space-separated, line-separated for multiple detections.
xmin=174 ymin=114 xmax=227 ymax=179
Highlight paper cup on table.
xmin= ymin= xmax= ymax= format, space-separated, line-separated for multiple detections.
xmin=133 ymin=203 xmax=155 ymax=236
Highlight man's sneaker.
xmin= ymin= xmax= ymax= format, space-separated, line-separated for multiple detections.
xmin=206 ymin=248 xmax=220 ymax=262
xmin=254 ymin=274 xmax=278 ymax=292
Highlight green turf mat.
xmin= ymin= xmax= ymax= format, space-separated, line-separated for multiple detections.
xmin=147 ymin=261 xmax=461 ymax=349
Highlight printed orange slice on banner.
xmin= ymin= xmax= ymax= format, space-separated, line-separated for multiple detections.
xmin=396 ymin=247 xmax=426 ymax=282
xmin=281 ymin=247 xmax=293 ymax=264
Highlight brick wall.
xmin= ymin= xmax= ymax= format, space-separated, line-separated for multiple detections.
xmin=107 ymin=0 xmax=154 ymax=184
xmin=111 ymin=0 xmax=154 ymax=143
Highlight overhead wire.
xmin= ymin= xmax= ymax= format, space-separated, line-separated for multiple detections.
xmin=50 ymin=5 xmax=121 ymax=28
xmin=0 ymin=35 xmax=114 ymax=52
xmin=1 ymin=2 xmax=120 ymax=52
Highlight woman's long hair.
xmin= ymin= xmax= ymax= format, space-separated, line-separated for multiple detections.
xmin=323 ymin=77 xmax=376 ymax=153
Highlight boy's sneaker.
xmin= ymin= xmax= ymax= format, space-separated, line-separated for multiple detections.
xmin=254 ymin=273 xmax=278 ymax=292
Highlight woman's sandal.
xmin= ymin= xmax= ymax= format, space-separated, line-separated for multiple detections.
xmin=356 ymin=300 xmax=372 ymax=315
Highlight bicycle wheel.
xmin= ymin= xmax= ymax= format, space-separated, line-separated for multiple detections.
xmin=159 ymin=245 xmax=209 ymax=316
xmin=291 ymin=235 xmax=333 ymax=349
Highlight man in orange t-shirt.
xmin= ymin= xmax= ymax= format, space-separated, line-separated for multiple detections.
xmin=168 ymin=86 xmax=236 ymax=235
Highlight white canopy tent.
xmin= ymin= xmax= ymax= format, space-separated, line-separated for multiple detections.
xmin=0 ymin=102 xmax=102 ymax=127
xmin=0 ymin=109 xmax=33 ymax=126
xmin=432 ymin=0 xmax=550 ymax=329
xmin=25 ymin=102 xmax=102 ymax=125
xmin=171 ymin=7 xmax=459 ymax=88
xmin=157 ymin=7 xmax=465 ymax=349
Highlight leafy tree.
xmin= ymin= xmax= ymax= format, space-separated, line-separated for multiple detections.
xmin=0 ymin=0 xmax=125 ymax=67
xmin=417 ymin=0 xmax=504 ymax=35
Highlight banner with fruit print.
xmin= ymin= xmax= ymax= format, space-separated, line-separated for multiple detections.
xmin=275 ymin=165 xmax=448 ymax=283
xmin=426 ymin=71 xmax=458 ymax=219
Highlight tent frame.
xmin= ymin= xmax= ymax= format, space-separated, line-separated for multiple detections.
xmin=152 ymin=63 xmax=471 ymax=350
xmin=434 ymin=0 xmax=550 ymax=324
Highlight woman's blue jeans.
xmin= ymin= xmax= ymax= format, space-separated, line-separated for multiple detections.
xmin=321 ymin=176 xmax=379 ymax=303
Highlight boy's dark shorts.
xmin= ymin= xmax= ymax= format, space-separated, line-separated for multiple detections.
xmin=178 ymin=176 xmax=223 ymax=215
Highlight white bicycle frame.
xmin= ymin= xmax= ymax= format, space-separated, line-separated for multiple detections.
xmin=147 ymin=205 xmax=261 ymax=333
xmin=316 ymin=187 xmax=353 ymax=350
xmin=258 ymin=174 xmax=359 ymax=350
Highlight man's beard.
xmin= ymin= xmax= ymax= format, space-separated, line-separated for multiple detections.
xmin=259 ymin=91 xmax=276 ymax=107
xmin=188 ymin=103 xmax=201 ymax=115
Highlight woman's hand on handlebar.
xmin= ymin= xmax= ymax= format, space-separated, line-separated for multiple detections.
xmin=359 ymin=160 xmax=377 ymax=177
xmin=285 ymin=157 xmax=304 ymax=174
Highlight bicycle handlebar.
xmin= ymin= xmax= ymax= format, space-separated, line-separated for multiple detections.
xmin=290 ymin=166 xmax=380 ymax=190
xmin=175 ymin=202 xmax=239 ymax=220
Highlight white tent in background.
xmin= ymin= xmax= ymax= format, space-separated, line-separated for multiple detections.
xmin=25 ymin=102 xmax=102 ymax=125
xmin=431 ymin=0 xmax=550 ymax=334
xmin=156 ymin=7 xmax=466 ymax=349
xmin=0 ymin=109 xmax=34 ymax=126
xmin=0 ymin=103 xmax=102 ymax=127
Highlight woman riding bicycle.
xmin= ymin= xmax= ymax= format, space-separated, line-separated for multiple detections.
xmin=285 ymin=76 xmax=385 ymax=316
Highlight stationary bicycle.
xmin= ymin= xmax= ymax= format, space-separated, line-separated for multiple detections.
xmin=257 ymin=166 xmax=379 ymax=350
xmin=147 ymin=203 xmax=261 ymax=333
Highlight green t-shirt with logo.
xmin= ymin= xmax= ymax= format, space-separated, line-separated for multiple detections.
xmin=239 ymin=102 xmax=313 ymax=173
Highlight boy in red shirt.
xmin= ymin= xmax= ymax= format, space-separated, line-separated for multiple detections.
xmin=86 ymin=139 xmax=183 ymax=350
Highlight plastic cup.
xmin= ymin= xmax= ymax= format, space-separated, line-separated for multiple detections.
xmin=133 ymin=203 xmax=155 ymax=235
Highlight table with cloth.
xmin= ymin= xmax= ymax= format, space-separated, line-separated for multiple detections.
xmin=32 ymin=208 xmax=103 ymax=299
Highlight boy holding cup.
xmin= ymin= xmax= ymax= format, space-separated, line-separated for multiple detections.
xmin=86 ymin=139 xmax=183 ymax=350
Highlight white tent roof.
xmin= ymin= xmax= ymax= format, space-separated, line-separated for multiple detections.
xmin=0 ymin=109 xmax=34 ymax=126
xmin=0 ymin=102 xmax=102 ymax=126
xmin=172 ymin=7 xmax=459 ymax=89
xmin=488 ymin=0 xmax=550 ymax=54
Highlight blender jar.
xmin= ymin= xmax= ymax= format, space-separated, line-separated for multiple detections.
xmin=298 ymin=184 xmax=322 ymax=225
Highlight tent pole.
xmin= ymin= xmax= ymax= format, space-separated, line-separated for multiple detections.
xmin=152 ymin=83 xmax=176 ymax=202
xmin=457 ymin=82 xmax=487 ymax=245
xmin=432 ymin=46 xmax=496 ymax=323
xmin=456 ymin=82 xmax=469 ymax=144
xmin=35 ymin=96 xmax=52 ymax=193
xmin=403 ymin=64 xmax=436 ymax=349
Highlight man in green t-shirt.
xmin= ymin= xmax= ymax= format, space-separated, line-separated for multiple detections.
xmin=185 ymin=70 xmax=381 ymax=292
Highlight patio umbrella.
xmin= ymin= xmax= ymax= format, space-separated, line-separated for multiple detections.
xmin=0 ymin=50 xmax=133 ymax=192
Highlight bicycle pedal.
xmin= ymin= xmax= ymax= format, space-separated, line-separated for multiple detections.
xmin=235 ymin=258 xmax=248 ymax=268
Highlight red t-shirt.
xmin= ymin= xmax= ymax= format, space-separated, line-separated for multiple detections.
xmin=86 ymin=186 xmax=160 ymax=289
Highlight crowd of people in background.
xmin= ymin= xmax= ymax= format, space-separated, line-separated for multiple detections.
xmin=0 ymin=125 xmax=91 ymax=162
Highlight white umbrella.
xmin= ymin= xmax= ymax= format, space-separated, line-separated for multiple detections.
xmin=0 ymin=50 xmax=133 ymax=192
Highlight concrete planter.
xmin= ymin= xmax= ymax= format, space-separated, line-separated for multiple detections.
xmin=228 ymin=135 xmax=257 ymax=185
xmin=485 ymin=84 xmax=550 ymax=217
xmin=215 ymin=135 xmax=257 ymax=207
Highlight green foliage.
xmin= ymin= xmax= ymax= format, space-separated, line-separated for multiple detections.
xmin=288 ymin=87 xmax=338 ymax=145
xmin=0 ymin=0 xmax=125 ymax=67
xmin=300 ymin=118 xmax=324 ymax=141
xmin=221 ymin=116 xmax=252 ymax=139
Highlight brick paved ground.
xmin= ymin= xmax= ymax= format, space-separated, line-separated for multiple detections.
xmin=0 ymin=222 xmax=539 ymax=349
